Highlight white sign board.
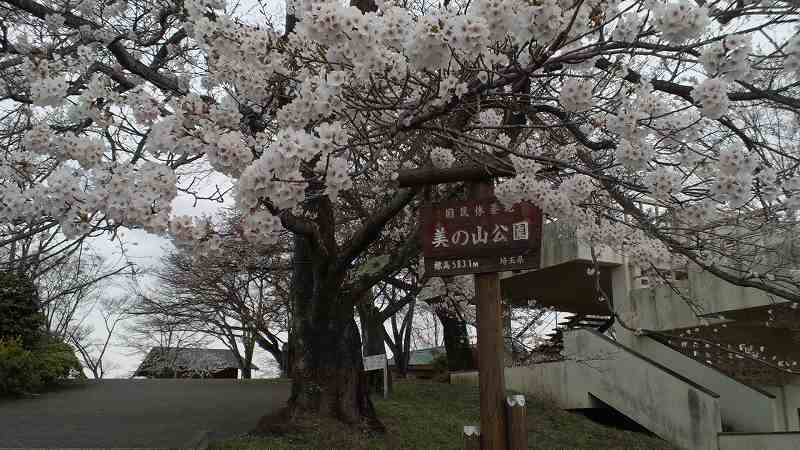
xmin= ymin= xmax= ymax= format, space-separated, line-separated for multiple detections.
xmin=363 ymin=354 xmax=387 ymax=371
xmin=363 ymin=353 xmax=388 ymax=399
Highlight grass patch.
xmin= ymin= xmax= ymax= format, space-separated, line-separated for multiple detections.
xmin=210 ymin=380 xmax=677 ymax=450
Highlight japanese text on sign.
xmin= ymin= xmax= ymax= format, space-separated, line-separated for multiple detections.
xmin=422 ymin=198 xmax=543 ymax=276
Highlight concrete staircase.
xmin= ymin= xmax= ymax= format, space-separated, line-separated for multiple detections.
xmin=561 ymin=329 xmax=723 ymax=450
xmin=621 ymin=334 xmax=782 ymax=433
xmin=492 ymin=222 xmax=800 ymax=449
xmin=451 ymin=329 xmax=800 ymax=450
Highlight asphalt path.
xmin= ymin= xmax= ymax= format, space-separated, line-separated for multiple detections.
xmin=0 ymin=379 xmax=291 ymax=449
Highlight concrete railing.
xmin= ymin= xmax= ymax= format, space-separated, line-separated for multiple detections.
xmin=619 ymin=335 xmax=781 ymax=433
xmin=567 ymin=329 xmax=723 ymax=450
xmin=685 ymin=270 xmax=790 ymax=315
xmin=628 ymin=271 xmax=791 ymax=332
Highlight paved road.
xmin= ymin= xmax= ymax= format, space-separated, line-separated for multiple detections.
xmin=0 ymin=379 xmax=291 ymax=449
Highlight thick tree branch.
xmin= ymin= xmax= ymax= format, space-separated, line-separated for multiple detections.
xmin=344 ymin=226 xmax=421 ymax=303
xmin=1 ymin=0 xmax=186 ymax=95
xmin=337 ymin=187 xmax=419 ymax=269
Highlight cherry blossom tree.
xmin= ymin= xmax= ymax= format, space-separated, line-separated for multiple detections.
xmin=2 ymin=0 xmax=800 ymax=427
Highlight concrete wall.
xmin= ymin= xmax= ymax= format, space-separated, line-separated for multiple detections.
xmin=625 ymin=270 xmax=789 ymax=331
xmin=785 ymin=385 xmax=800 ymax=431
xmin=762 ymin=384 xmax=800 ymax=432
xmin=717 ymin=432 xmax=800 ymax=450
xmin=617 ymin=268 xmax=780 ymax=332
xmin=540 ymin=222 xmax=581 ymax=269
xmin=451 ymin=362 xmax=596 ymax=410
xmin=539 ymin=222 xmax=623 ymax=269
xmin=686 ymin=270 xmax=788 ymax=316
xmin=628 ymin=285 xmax=711 ymax=331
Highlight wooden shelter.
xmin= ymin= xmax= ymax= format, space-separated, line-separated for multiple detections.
xmin=133 ymin=347 xmax=255 ymax=379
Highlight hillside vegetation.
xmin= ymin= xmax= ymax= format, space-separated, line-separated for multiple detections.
xmin=212 ymin=380 xmax=676 ymax=450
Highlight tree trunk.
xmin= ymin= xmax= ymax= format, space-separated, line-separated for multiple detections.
xmin=289 ymin=306 xmax=379 ymax=427
xmin=387 ymin=301 xmax=415 ymax=378
xmin=255 ymin=332 xmax=285 ymax=375
xmin=435 ymin=308 xmax=475 ymax=372
xmin=399 ymin=301 xmax=414 ymax=377
xmin=243 ymin=330 xmax=256 ymax=379
xmin=358 ymin=303 xmax=391 ymax=395
xmin=284 ymin=232 xmax=382 ymax=429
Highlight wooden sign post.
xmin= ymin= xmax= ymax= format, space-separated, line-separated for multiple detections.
xmin=399 ymin=167 xmax=541 ymax=450
xmin=363 ymin=353 xmax=388 ymax=399
xmin=463 ymin=425 xmax=481 ymax=450
xmin=472 ymin=181 xmax=507 ymax=450
xmin=506 ymin=394 xmax=528 ymax=450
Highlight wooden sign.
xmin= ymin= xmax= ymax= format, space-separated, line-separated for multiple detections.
xmin=363 ymin=353 xmax=388 ymax=399
xmin=363 ymin=354 xmax=387 ymax=371
xmin=422 ymin=198 xmax=543 ymax=276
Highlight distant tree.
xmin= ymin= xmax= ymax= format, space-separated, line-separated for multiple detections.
xmin=419 ymin=276 xmax=477 ymax=372
xmin=133 ymin=211 xmax=291 ymax=378
xmin=382 ymin=295 xmax=416 ymax=378
xmin=66 ymin=295 xmax=129 ymax=379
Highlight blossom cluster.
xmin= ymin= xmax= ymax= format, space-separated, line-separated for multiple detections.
xmin=1 ymin=160 xmax=178 ymax=239
xmin=612 ymin=13 xmax=642 ymax=42
xmin=700 ymin=34 xmax=752 ymax=81
xmin=559 ymin=79 xmax=594 ymax=113
xmin=710 ymin=146 xmax=757 ymax=207
xmin=568 ymin=212 xmax=677 ymax=269
xmin=652 ymin=0 xmax=709 ymax=44
xmin=22 ymin=125 xmax=105 ymax=168
xmin=2 ymin=0 xmax=798 ymax=295
xmin=692 ymin=78 xmax=730 ymax=119
xmin=237 ymin=125 xmax=350 ymax=218
xmin=496 ymin=155 xmax=590 ymax=224
xmin=615 ymin=139 xmax=654 ymax=170
xmin=646 ymin=167 xmax=682 ymax=200
xmin=30 ymin=77 xmax=70 ymax=107
xmin=430 ymin=147 xmax=456 ymax=169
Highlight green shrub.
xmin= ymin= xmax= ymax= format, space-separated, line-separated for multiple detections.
xmin=0 ymin=337 xmax=35 ymax=395
xmin=431 ymin=353 xmax=449 ymax=382
xmin=0 ymin=271 xmax=44 ymax=348
xmin=32 ymin=335 xmax=83 ymax=387
xmin=0 ymin=335 xmax=83 ymax=396
xmin=0 ymin=271 xmax=82 ymax=396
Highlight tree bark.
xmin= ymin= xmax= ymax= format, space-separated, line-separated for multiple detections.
xmin=435 ymin=308 xmax=475 ymax=372
xmin=242 ymin=330 xmax=256 ymax=379
xmin=285 ymin=231 xmax=382 ymax=429
xmin=255 ymin=331 xmax=285 ymax=375
xmin=386 ymin=300 xmax=415 ymax=378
